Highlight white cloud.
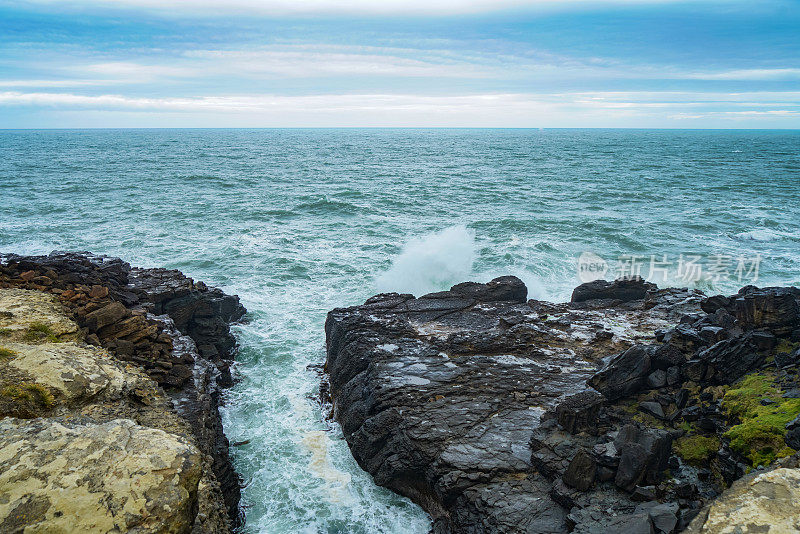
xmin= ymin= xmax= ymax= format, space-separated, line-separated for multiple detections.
xmin=2 ymin=90 xmax=798 ymax=127
xmin=184 ymin=46 xmax=490 ymax=78
xmin=21 ymin=0 xmax=691 ymax=16
xmin=0 ymin=79 xmax=110 ymax=87
xmin=682 ymin=68 xmax=800 ymax=81
xmin=81 ymin=62 xmax=199 ymax=79
xmin=12 ymin=42 xmax=800 ymax=91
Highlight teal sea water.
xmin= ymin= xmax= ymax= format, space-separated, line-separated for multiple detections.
xmin=1 ymin=128 xmax=799 ymax=533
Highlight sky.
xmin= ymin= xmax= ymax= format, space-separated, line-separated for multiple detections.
xmin=0 ymin=0 xmax=799 ymax=128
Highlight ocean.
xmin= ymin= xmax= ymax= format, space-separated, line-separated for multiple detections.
xmin=1 ymin=128 xmax=799 ymax=533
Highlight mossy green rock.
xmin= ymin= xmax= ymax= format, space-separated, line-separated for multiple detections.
xmin=722 ymin=373 xmax=800 ymax=466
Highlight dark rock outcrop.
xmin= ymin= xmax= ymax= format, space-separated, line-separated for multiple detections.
xmin=325 ymin=276 xmax=716 ymax=533
xmin=589 ymin=345 xmax=655 ymax=401
xmin=0 ymin=251 xmax=245 ymax=529
xmin=571 ymin=277 xmax=657 ymax=304
xmin=325 ymin=276 xmax=800 ymax=533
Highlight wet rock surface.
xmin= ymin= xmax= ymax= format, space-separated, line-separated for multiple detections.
xmin=325 ymin=276 xmax=800 ymax=533
xmin=0 ymin=252 xmax=245 ymax=532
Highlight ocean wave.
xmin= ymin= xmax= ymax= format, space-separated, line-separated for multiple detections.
xmin=293 ymin=196 xmax=368 ymax=216
xmin=735 ymin=228 xmax=798 ymax=242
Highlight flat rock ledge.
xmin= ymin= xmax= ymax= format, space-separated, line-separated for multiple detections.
xmin=0 ymin=252 xmax=246 ymax=533
xmin=324 ymin=276 xmax=800 ymax=533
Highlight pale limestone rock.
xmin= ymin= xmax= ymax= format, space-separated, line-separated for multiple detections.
xmin=686 ymin=467 xmax=800 ymax=534
xmin=0 ymin=418 xmax=202 ymax=533
xmin=4 ymin=341 xmax=138 ymax=402
xmin=0 ymin=289 xmax=78 ymax=341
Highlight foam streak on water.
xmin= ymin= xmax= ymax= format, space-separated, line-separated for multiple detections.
xmin=1 ymin=129 xmax=799 ymax=533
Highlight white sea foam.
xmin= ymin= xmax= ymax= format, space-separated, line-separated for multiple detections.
xmin=301 ymin=431 xmax=352 ymax=504
xmin=376 ymin=225 xmax=476 ymax=296
xmin=735 ymin=228 xmax=795 ymax=242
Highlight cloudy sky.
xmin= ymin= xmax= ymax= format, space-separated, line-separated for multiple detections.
xmin=1 ymin=0 xmax=799 ymax=127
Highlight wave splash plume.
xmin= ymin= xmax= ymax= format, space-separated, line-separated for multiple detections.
xmin=376 ymin=225 xmax=476 ymax=296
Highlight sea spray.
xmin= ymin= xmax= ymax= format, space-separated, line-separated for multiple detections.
xmin=376 ymin=225 xmax=476 ymax=296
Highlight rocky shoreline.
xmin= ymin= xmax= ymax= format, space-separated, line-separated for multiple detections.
xmin=325 ymin=276 xmax=800 ymax=533
xmin=0 ymin=252 xmax=245 ymax=533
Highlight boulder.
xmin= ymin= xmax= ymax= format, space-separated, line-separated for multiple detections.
xmin=700 ymin=295 xmax=731 ymax=315
xmin=616 ymin=443 xmax=651 ymax=492
xmin=696 ymin=333 xmax=767 ymax=384
xmin=662 ymin=324 xmax=706 ymax=351
xmin=666 ymin=366 xmax=681 ymax=386
xmin=785 ymin=414 xmax=800 ymax=450
xmin=638 ymin=502 xmax=679 ymax=534
xmin=555 ymin=390 xmax=605 ymax=434
xmin=563 ymin=449 xmax=597 ymax=491
xmin=631 ymin=486 xmax=657 ymax=502
xmin=647 ymin=370 xmax=667 ymax=389
xmin=640 ymin=401 xmax=665 ymax=419
xmin=571 ymin=277 xmax=657 ymax=304
xmin=651 ymin=344 xmax=685 ymax=370
xmin=613 ymin=425 xmax=672 ymax=491
xmin=605 ymin=513 xmax=654 ymax=534
xmin=732 ymin=286 xmax=800 ymax=336
xmin=588 ymin=345 xmax=653 ymax=401
xmin=84 ymin=301 xmax=129 ymax=331
xmin=449 ymin=275 xmax=528 ymax=303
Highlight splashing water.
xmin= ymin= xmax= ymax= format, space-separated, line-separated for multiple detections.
xmin=376 ymin=225 xmax=476 ymax=296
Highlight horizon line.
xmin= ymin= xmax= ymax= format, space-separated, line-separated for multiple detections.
xmin=2 ymin=127 xmax=800 ymax=131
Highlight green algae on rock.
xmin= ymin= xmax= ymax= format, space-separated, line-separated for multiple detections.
xmin=0 ymin=382 xmax=55 ymax=418
xmin=721 ymin=372 xmax=800 ymax=467
xmin=674 ymin=434 xmax=721 ymax=466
